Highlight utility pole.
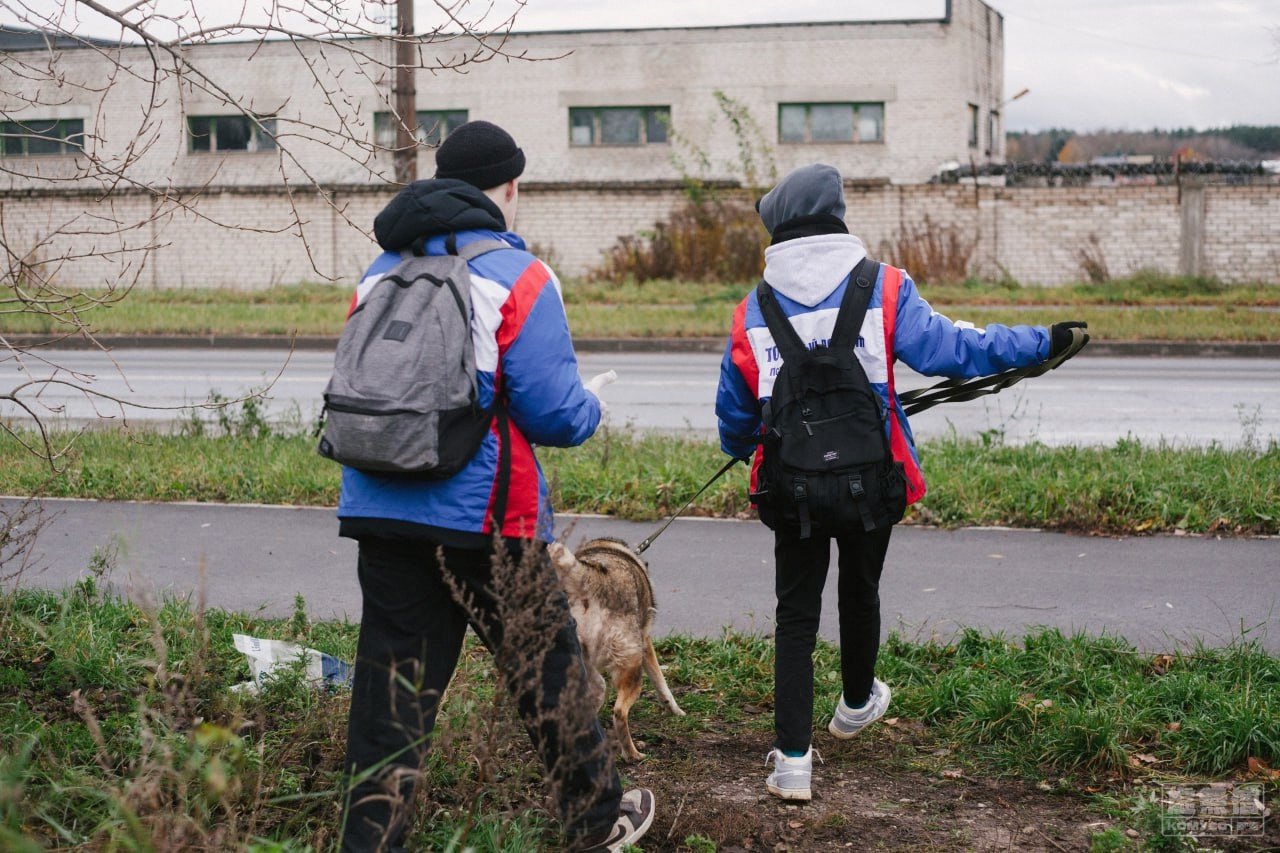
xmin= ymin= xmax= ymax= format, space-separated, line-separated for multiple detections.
xmin=392 ymin=0 xmax=416 ymax=184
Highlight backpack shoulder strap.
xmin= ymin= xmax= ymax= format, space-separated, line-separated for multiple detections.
xmin=755 ymin=280 xmax=811 ymax=365
xmin=828 ymin=256 xmax=880 ymax=352
xmin=454 ymin=237 xmax=513 ymax=261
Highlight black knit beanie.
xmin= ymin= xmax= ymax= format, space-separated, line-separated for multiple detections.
xmin=433 ymin=120 xmax=526 ymax=190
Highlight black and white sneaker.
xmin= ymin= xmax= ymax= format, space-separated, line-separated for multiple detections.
xmin=579 ymin=788 xmax=656 ymax=852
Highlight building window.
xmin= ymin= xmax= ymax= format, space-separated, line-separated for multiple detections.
xmin=0 ymin=118 xmax=84 ymax=156
xmin=569 ymin=106 xmax=669 ymax=146
xmin=778 ymin=103 xmax=883 ymax=144
xmin=188 ymin=115 xmax=277 ymax=152
xmin=968 ymin=103 xmax=980 ymax=148
xmin=374 ymin=109 xmax=468 ymax=149
xmin=987 ymin=109 xmax=1000 ymax=155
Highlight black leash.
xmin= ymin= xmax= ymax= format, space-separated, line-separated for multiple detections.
xmin=634 ymin=456 xmax=742 ymax=555
xmin=631 ymin=328 xmax=1089 ymax=554
xmin=898 ymin=327 xmax=1089 ymax=416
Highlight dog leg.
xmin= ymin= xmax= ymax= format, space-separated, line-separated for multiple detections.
xmin=611 ymin=664 xmax=644 ymax=762
xmin=642 ymin=638 xmax=685 ymax=717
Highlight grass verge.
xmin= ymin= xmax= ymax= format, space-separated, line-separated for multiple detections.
xmin=3 ymin=273 xmax=1278 ymax=341
xmin=1 ymin=425 xmax=1276 ymax=536
xmin=1 ymin=583 xmax=1275 ymax=850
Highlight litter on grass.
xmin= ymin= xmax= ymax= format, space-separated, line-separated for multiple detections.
xmin=231 ymin=633 xmax=353 ymax=694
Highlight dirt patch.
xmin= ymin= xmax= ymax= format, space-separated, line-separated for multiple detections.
xmin=619 ymin=723 xmax=1278 ymax=852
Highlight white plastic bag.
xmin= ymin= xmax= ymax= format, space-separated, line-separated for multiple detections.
xmin=230 ymin=633 xmax=353 ymax=694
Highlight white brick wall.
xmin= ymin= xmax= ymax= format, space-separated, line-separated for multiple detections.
xmin=5 ymin=181 xmax=1276 ymax=289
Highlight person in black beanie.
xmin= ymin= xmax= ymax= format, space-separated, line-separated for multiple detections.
xmin=336 ymin=120 xmax=650 ymax=852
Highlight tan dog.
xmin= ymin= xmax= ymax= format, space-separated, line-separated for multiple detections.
xmin=548 ymin=536 xmax=685 ymax=761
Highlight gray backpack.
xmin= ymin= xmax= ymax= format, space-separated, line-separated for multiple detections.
xmin=317 ymin=238 xmax=510 ymax=477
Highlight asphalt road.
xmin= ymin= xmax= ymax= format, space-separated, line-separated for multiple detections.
xmin=2 ymin=348 xmax=1277 ymax=447
xmin=6 ymin=497 xmax=1277 ymax=653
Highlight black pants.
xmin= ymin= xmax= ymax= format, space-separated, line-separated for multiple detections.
xmin=340 ymin=536 xmax=622 ymax=852
xmin=773 ymin=525 xmax=893 ymax=754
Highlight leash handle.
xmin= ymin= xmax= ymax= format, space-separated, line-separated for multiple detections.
xmin=635 ymin=456 xmax=743 ymax=555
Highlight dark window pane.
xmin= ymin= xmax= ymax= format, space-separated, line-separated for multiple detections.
xmin=63 ymin=119 xmax=84 ymax=151
xmin=374 ymin=112 xmax=398 ymax=148
xmin=1 ymin=121 xmax=18 ymax=155
xmin=23 ymin=119 xmax=61 ymax=155
xmin=810 ymin=104 xmax=854 ymax=142
xmin=569 ymin=109 xmax=594 ymax=146
xmin=968 ymin=104 xmax=979 ymax=147
xmin=646 ymin=108 xmax=669 ymax=144
xmin=255 ymin=118 xmax=277 ymax=151
xmin=417 ymin=112 xmax=445 ymax=146
xmin=779 ymin=105 xmax=806 ymax=143
xmin=189 ymin=116 xmax=212 ymax=151
xmin=215 ymin=116 xmax=250 ymax=150
xmin=600 ymin=108 xmax=641 ymax=145
xmin=442 ymin=111 xmax=467 ymax=137
xmin=858 ymin=104 xmax=884 ymax=142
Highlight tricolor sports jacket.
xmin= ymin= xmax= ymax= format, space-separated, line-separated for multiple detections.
xmin=715 ymin=232 xmax=1051 ymax=506
xmin=337 ymin=180 xmax=600 ymax=545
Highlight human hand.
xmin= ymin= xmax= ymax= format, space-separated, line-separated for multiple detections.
xmin=1049 ymin=321 xmax=1089 ymax=357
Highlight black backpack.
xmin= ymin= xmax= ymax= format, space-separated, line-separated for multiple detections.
xmin=750 ymin=257 xmax=907 ymax=538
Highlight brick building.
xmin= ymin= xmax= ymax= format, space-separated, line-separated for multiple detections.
xmin=1 ymin=0 xmax=1006 ymax=191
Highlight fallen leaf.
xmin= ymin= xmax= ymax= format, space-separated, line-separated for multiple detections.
xmin=1166 ymin=722 xmax=1182 ymax=732
xmin=1247 ymin=757 xmax=1280 ymax=780
xmin=942 ymin=769 xmax=963 ymax=779
xmin=988 ymin=553 xmax=1004 ymax=559
xmin=882 ymin=717 xmax=900 ymax=727
xmin=788 ymin=820 xmax=804 ymax=829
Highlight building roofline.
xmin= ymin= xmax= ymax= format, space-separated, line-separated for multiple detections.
xmin=1 ymin=10 xmax=956 ymax=52
xmin=0 ymin=25 xmax=123 ymax=50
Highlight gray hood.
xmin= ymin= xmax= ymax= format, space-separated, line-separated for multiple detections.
xmin=762 ymin=232 xmax=868 ymax=307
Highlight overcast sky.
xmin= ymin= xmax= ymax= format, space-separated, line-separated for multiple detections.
xmin=11 ymin=0 xmax=1280 ymax=132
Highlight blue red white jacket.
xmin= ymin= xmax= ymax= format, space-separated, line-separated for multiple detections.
xmin=337 ymin=180 xmax=600 ymax=543
xmin=715 ymin=233 xmax=1050 ymax=505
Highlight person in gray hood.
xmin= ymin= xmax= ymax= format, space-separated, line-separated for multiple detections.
xmin=716 ymin=163 xmax=1087 ymax=801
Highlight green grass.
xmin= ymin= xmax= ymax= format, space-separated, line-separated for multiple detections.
xmin=4 ymin=273 xmax=1278 ymax=341
xmin=1 ymin=584 xmax=1275 ymax=849
xmin=2 ymin=424 xmax=1277 ymax=535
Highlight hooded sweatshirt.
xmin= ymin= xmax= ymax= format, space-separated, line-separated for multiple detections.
xmin=716 ymin=167 xmax=1050 ymax=505
xmin=337 ymin=179 xmax=600 ymax=545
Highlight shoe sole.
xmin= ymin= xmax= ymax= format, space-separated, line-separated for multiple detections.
xmin=828 ymin=707 xmax=886 ymax=740
xmin=766 ymin=782 xmax=812 ymax=801
xmin=614 ymin=790 xmax=656 ymax=849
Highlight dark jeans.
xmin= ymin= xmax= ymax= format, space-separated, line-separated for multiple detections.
xmin=773 ymin=525 xmax=893 ymax=754
xmin=340 ymin=536 xmax=622 ymax=852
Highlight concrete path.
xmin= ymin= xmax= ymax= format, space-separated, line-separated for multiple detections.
xmin=6 ymin=497 xmax=1277 ymax=652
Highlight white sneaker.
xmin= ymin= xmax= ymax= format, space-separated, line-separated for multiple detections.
xmin=765 ymin=746 xmax=821 ymax=801
xmin=828 ymin=678 xmax=891 ymax=740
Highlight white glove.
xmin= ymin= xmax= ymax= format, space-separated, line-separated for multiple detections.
xmin=584 ymin=370 xmax=617 ymax=420
xmin=584 ymin=370 xmax=617 ymax=396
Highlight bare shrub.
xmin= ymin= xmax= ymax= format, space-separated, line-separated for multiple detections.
xmin=1076 ymin=233 xmax=1111 ymax=284
xmin=590 ymin=198 xmax=768 ymax=284
xmin=443 ymin=540 xmax=616 ymax=848
xmin=878 ymin=216 xmax=977 ymax=285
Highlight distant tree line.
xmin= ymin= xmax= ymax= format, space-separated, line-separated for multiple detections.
xmin=1007 ymin=126 xmax=1280 ymax=164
